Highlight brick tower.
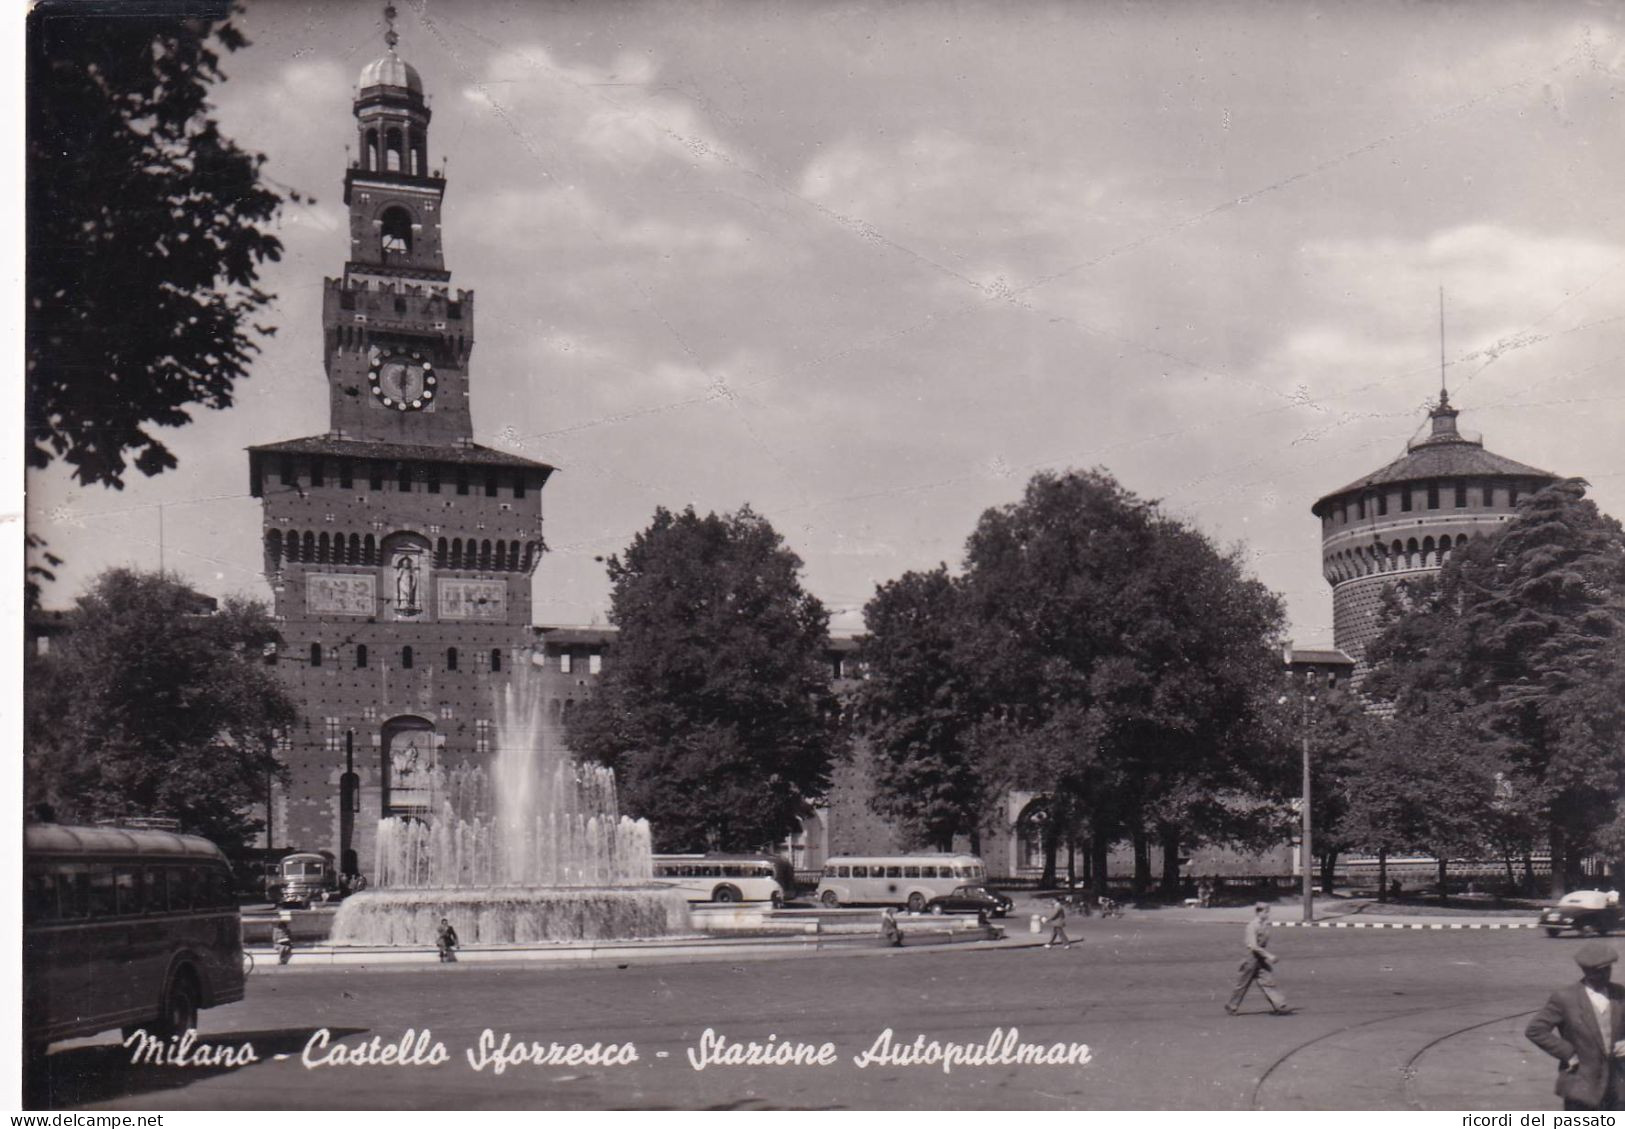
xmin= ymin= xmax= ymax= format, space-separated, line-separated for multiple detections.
xmin=1311 ymin=390 xmax=1557 ymax=677
xmin=248 ymin=11 xmax=554 ymax=875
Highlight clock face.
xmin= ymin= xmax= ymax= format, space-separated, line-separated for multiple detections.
xmin=367 ymin=349 xmax=437 ymax=411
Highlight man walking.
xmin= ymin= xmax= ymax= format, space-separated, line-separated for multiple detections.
xmin=1043 ymin=898 xmax=1073 ymax=949
xmin=1226 ymin=902 xmax=1291 ymax=1015
xmin=1526 ymin=941 xmax=1625 ymax=1110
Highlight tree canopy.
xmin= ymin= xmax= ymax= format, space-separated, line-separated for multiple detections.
xmin=859 ymin=469 xmax=1288 ymax=887
xmin=1362 ymin=479 xmax=1625 ymax=892
xmin=854 ymin=567 xmax=989 ymax=850
xmin=27 ymin=1 xmax=287 ymax=489
xmin=566 ymin=506 xmax=842 ymax=851
xmin=25 ymin=569 xmax=298 ymax=852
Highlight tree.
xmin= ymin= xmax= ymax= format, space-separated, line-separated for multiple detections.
xmin=854 ymin=567 xmax=989 ymax=851
xmin=1363 ymin=480 xmax=1625 ymax=894
xmin=27 ymin=2 xmax=288 ymax=489
xmin=1341 ymin=703 xmax=1502 ymax=902
xmin=566 ymin=506 xmax=842 ymax=851
xmin=25 ymin=569 xmax=298 ymax=852
xmin=930 ymin=470 xmax=1286 ymax=890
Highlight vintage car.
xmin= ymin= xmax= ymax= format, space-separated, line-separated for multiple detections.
xmin=1539 ymin=889 xmax=1619 ymax=937
xmin=923 ymin=885 xmax=1014 ymax=918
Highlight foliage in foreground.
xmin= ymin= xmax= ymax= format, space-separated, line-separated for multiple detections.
xmin=26 ymin=569 xmax=297 ymax=852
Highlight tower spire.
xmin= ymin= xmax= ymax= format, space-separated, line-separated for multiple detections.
xmin=1424 ymin=286 xmax=1462 ymax=443
xmin=1438 ymin=285 xmax=1449 ymax=411
xmin=383 ymin=3 xmax=399 ymax=51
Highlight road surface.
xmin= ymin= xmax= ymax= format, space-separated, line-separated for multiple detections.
xmin=32 ymin=911 xmax=1580 ymax=1110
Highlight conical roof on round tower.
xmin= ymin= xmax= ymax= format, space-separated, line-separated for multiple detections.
xmin=1312 ymin=391 xmax=1555 ymax=515
xmin=1311 ymin=391 xmax=1561 ymax=676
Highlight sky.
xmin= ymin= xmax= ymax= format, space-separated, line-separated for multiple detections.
xmin=25 ymin=0 xmax=1625 ymax=646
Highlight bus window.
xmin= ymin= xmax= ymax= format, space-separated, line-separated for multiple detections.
xmin=114 ymin=867 xmax=140 ymax=915
xmin=885 ymin=866 xmax=902 ymax=878
xmin=25 ymin=870 xmax=56 ymax=921
xmin=214 ymin=867 xmax=235 ymax=906
xmin=142 ymin=867 xmax=165 ymax=912
xmin=723 ymin=865 xmax=744 ymax=878
xmin=904 ymin=866 xmax=920 ymax=878
xmin=86 ymin=866 xmax=117 ymax=917
xmin=56 ymin=865 xmax=88 ymax=919
xmin=924 ymin=866 xmax=940 ymax=878
xmin=851 ymin=865 xmax=868 ymax=878
xmin=836 ymin=865 xmax=850 ymax=878
xmin=171 ymin=866 xmax=198 ymax=911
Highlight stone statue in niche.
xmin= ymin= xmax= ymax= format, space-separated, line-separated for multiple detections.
xmin=392 ymin=549 xmax=423 ymax=616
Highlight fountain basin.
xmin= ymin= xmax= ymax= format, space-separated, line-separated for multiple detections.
xmin=329 ymin=886 xmax=691 ymax=946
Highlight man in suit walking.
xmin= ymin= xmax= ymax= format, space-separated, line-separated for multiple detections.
xmin=1225 ymin=902 xmax=1291 ymax=1015
xmin=1526 ymin=941 xmax=1625 ymax=1110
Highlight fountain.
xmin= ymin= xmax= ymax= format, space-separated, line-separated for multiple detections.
xmin=330 ymin=659 xmax=690 ymax=945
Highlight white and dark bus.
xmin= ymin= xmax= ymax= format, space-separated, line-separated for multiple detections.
xmin=814 ymin=854 xmax=989 ymax=911
xmin=23 ymin=823 xmax=246 ymax=1056
xmin=649 ymin=854 xmax=792 ymax=905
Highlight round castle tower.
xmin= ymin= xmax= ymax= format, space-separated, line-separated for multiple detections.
xmin=1311 ymin=391 xmax=1558 ymax=675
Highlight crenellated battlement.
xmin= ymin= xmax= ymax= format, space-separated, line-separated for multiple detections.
xmin=325 ymin=276 xmax=473 ymax=317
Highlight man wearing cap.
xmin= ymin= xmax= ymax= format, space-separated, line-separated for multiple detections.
xmin=1526 ymin=941 xmax=1625 ymax=1110
xmin=1225 ymin=902 xmax=1291 ymax=1016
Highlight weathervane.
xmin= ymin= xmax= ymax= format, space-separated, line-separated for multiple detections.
xmin=384 ymin=4 xmax=399 ymax=51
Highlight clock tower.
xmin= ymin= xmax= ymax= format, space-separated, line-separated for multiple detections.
xmin=247 ymin=7 xmax=555 ymax=874
xmin=324 ymin=10 xmax=471 ymax=445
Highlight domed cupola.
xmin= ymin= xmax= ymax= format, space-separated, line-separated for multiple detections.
xmin=348 ymin=4 xmax=434 ymax=186
xmin=359 ymin=49 xmax=422 ymax=97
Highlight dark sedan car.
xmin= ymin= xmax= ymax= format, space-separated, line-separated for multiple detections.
xmin=924 ymin=885 xmax=1013 ymax=918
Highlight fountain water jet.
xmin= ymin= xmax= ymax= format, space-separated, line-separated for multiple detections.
xmin=331 ymin=658 xmax=689 ymax=945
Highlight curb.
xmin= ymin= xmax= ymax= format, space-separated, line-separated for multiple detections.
xmin=1275 ymin=920 xmax=1538 ymax=930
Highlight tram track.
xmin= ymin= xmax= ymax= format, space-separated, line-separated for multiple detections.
xmin=1249 ymin=1003 xmax=1445 ymax=1109
xmin=1250 ymin=1003 xmax=1541 ymax=1110
xmin=1399 ymin=1010 xmax=1536 ymax=1110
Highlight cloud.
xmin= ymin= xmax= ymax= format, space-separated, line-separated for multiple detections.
xmin=459 ymin=184 xmax=764 ymax=273
xmin=1287 ymin=225 xmax=1625 ymax=393
xmin=462 ymin=44 xmax=742 ymax=171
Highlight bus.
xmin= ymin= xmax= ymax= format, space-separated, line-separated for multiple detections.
xmin=814 ymin=854 xmax=990 ymax=912
xmin=273 ymin=850 xmax=340 ymax=908
xmin=23 ymin=823 xmax=247 ymax=1056
xmin=650 ymin=854 xmax=791 ymax=906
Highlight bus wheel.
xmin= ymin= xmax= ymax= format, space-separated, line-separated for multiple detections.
xmin=155 ymin=969 xmax=199 ymax=1040
xmin=821 ymin=890 xmax=840 ymax=908
xmin=907 ymin=893 xmax=926 ymax=913
xmin=713 ymin=885 xmax=741 ymax=904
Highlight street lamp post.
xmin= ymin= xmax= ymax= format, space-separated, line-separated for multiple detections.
xmin=1300 ymin=676 xmax=1314 ymax=923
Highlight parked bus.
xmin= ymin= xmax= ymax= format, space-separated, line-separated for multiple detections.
xmin=273 ymin=850 xmax=340 ymax=908
xmin=650 ymin=854 xmax=791 ymax=905
xmin=814 ymin=854 xmax=990 ymax=912
xmin=23 ymin=823 xmax=246 ymax=1055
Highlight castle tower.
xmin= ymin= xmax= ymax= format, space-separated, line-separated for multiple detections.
xmin=247 ymin=9 xmax=554 ymax=871
xmin=1311 ymin=390 xmax=1557 ymax=676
